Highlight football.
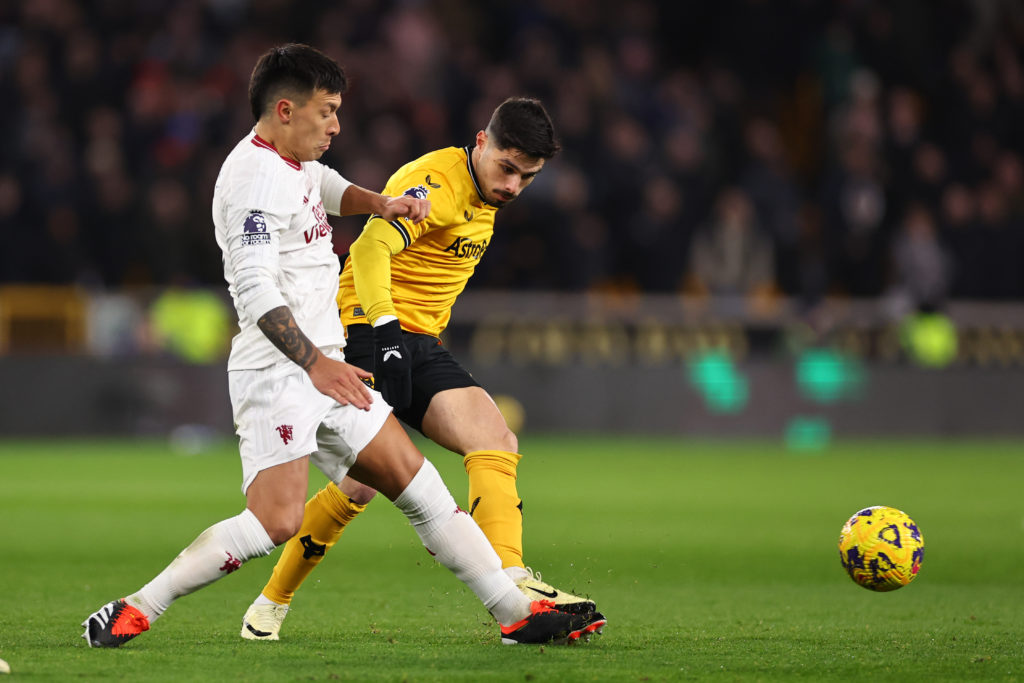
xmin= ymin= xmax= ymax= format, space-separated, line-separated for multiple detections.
xmin=838 ymin=506 xmax=924 ymax=591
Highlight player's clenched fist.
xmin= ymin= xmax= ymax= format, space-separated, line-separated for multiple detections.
xmin=380 ymin=194 xmax=430 ymax=224
xmin=371 ymin=319 xmax=412 ymax=410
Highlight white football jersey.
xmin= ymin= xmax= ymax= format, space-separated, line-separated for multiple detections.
xmin=213 ymin=130 xmax=353 ymax=370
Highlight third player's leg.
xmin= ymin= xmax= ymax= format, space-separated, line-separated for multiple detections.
xmin=422 ymin=386 xmax=524 ymax=569
xmin=422 ymin=386 xmax=516 ymax=455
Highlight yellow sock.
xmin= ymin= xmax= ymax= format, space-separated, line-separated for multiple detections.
xmin=261 ymin=483 xmax=367 ymax=604
xmin=463 ymin=449 xmax=523 ymax=569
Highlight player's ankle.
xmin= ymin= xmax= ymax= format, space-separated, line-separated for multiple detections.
xmin=503 ymin=565 xmax=529 ymax=582
xmin=253 ymin=593 xmax=289 ymax=607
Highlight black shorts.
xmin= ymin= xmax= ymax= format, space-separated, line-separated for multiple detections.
xmin=344 ymin=324 xmax=480 ymax=433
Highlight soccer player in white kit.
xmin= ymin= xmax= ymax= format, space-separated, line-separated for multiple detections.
xmin=81 ymin=43 xmax=591 ymax=648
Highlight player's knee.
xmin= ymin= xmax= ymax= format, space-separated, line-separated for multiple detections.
xmin=260 ymin=506 xmax=305 ymax=545
xmin=265 ymin=522 xmax=300 ymax=546
xmin=496 ymin=427 xmax=517 ymax=454
xmin=466 ymin=427 xmax=517 ymax=456
xmin=337 ymin=478 xmax=377 ymax=506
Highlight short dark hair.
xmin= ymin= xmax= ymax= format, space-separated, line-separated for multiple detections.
xmin=486 ymin=97 xmax=560 ymax=159
xmin=248 ymin=43 xmax=347 ymax=122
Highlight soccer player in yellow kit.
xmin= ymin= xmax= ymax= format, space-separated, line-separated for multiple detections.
xmin=241 ymin=97 xmax=605 ymax=641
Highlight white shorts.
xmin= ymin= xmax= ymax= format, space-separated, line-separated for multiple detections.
xmin=228 ymin=348 xmax=393 ymax=494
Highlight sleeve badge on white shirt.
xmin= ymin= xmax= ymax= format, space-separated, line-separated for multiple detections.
xmin=240 ymin=211 xmax=271 ymax=246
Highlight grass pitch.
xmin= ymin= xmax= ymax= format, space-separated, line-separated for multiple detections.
xmin=0 ymin=435 xmax=1022 ymax=681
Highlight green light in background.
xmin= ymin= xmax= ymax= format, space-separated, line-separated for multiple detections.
xmin=795 ymin=348 xmax=864 ymax=404
xmin=686 ymin=350 xmax=749 ymax=414
xmin=686 ymin=349 xmax=732 ymax=386
xmin=705 ymin=373 xmax=749 ymax=413
xmin=902 ymin=312 xmax=958 ymax=368
xmin=784 ymin=416 xmax=832 ymax=452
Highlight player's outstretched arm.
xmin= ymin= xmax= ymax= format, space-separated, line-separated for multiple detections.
xmin=257 ymin=305 xmax=373 ymax=410
xmin=338 ymin=184 xmax=430 ymax=223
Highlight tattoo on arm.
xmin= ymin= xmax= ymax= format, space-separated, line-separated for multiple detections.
xmin=257 ymin=306 xmax=319 ymax=370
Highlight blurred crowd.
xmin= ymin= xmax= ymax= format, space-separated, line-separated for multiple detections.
xmin=2 ymin=0 xmax=1023 ymax=312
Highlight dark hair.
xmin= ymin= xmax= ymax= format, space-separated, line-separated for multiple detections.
xmin=486 ymin=97 xmax=560 ymax=159
xmin=248 ymin=43 xmax=347 ymax=122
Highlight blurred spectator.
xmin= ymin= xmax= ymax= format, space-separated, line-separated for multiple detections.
xmin=687 ymin=187 xmax=775 ymax=299
xmin=993 ymin=151 xmax=1024 ymax=218
xmin=908 ymin=143 xmax=949 ymax=212
xmin=883 ymin=87 xmax=925 ymax=216
xmin=0 ymin=174 xmax=36 ymax=282
xmin=940 ymin=183 xmax=986 ymax=298
xmin=820 ymin=138 xmax=888 ymax=296
xmin=544 ymin=164 xmax=609 ymax=290
xmin=884 ymin=203 xmax=952 ymax=317
xmin=0 ymin=0 xmax=1021 ymax=305
xmin=739 ymin=117 xmax=801 ymax=294
xmin=972 ymin=182 xmax=1024 ymax=298
xmin=623 ymin=175 xmax=690 ymax=292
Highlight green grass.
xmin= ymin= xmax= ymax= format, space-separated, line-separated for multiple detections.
xmin=0 ymin=436 xmax=1022 ymax=681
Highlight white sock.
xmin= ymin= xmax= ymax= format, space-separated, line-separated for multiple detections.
xmin=126 ymin=509 xmax=276 ymax=622
xmin=253 ymin=593 xmax=280 ymax=607
xmin=393 ymin=460 xmax=532 ymax=626
xmin=504 ymin=566 xmax=529 ymax=582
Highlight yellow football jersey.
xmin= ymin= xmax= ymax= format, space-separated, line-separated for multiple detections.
xmin=339 ymin=146 xmax=497 ymax=337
